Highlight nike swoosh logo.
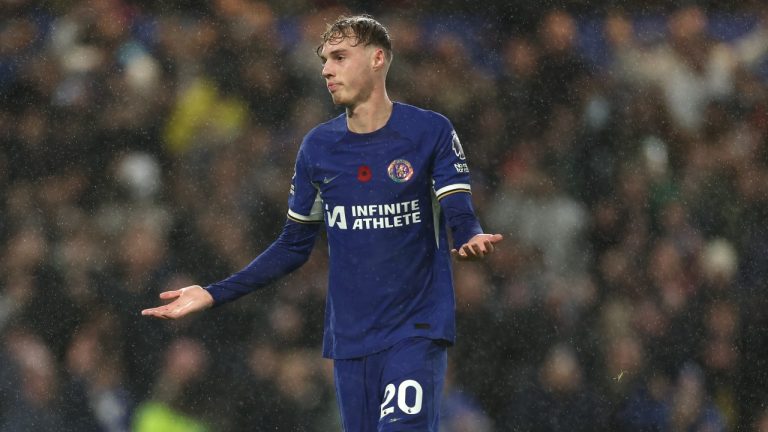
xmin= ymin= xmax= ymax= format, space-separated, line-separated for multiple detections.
xmin=323 ymin=174 xmax=341 ymax=184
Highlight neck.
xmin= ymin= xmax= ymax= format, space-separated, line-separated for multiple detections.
xmin=346 ymin=89 xmax=393 ymax=134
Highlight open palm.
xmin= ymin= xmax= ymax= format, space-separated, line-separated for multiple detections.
xmin=141 ymin=285 xmax=214 ymax=320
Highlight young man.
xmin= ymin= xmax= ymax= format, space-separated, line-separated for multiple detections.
xmin=142 ymin=15 xmax=503 ymax=431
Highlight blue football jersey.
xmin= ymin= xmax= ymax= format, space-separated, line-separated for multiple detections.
xmin=287 ymin=102 xmax=472 ymax=359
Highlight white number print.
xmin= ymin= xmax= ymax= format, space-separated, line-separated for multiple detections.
xmin=397 ymin=380 xmax=423 ymax=414
xmin=380 ymin=384 xmax=396 ymax=419
xmin=380 ymin=380 xmax=424 ymax=419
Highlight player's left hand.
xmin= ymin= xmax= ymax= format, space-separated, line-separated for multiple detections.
xmin=451 ymin=233 xmax=503 ymax=261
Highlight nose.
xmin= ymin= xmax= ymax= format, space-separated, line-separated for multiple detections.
xmin=322 ymin=62 xmax=333 ymax=79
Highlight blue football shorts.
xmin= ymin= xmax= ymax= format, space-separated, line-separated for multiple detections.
xmin=333 ymin=337 xmax=448 ymax=432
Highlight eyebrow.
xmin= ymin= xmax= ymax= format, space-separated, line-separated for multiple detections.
xmin=320 ymin=48 xmax=349 ymax=62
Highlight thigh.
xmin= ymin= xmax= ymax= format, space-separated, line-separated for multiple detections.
xmin=378 ymin=338 xmax=448 ymax=432
xmin=334 ymin=356 xmax=381 ymax=432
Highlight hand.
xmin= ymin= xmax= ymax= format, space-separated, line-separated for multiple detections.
xmin=451 ymin=233 xmax=503 ymax=261
xmin=141 ymin=285 xmax=214 ymax=320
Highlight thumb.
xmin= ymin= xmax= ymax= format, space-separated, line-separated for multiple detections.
xmin=486 ymin=233 xmax=504 ymax=243
xmin=158 ymin=289 xmax=183 ymax=300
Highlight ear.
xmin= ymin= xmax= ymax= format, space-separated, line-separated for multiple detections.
xmin=371 ymin=47 xmax=387 ymax=71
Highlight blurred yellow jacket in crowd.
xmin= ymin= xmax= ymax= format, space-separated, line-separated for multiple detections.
xmin=164 ymin=77 xmax=248 ymax=154
xmin=132 ymin=401 xmax=208 ymax=432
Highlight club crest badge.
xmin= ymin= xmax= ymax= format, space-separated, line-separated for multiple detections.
xmin=387 ymin=159 xmax=414 ymax=183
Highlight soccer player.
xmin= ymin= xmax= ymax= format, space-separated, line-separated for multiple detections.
xmin=142 ymin=15 xmax=503 ymax=431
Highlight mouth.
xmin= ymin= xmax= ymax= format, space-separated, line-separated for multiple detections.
xmin=327 ymin=82 xmax=340 ymax=92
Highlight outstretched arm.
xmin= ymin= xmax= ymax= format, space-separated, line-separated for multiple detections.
xmin=142 ymin=219 xmax=321 ymax=319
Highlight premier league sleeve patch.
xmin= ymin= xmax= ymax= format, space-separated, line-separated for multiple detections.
xmin=387 ymin=159 xmax=414 ymax=183
xmin=451 ymin=130 xmax=466 ymax=160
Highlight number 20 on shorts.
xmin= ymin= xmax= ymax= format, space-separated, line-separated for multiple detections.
xmin=380 ymin=379 xmax=423 ymax=418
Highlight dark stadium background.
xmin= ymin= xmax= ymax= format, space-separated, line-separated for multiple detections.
xmin=2 ymin=0 xmax=768 ymax=430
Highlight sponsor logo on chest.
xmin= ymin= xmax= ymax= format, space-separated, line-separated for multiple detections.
xmin=325 ymin=199 xmax=421 ymax=230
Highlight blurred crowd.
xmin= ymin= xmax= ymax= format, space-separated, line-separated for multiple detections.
xmin=2 ymin=0 xmax=768 ymax=431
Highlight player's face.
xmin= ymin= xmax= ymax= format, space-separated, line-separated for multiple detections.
xmin=320 ymin=36 xmax=376 ymax=107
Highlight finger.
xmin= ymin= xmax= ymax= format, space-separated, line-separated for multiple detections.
xmin=488 ymin=234 xmax=504 ymax=243
xmin=484 ymin=240 xmax=494 ymax=253
xmin=476 ymin=241 xmax=490 ymax=255
xmin=159 ymin=290 xmax=182 ymax=300
xmin=156 ymin=307 xmax=177 ymax=320
xmin=451 ymin=249 xmax=468 ymax=261
xmin=142 ymin=307 xmax=167 ymax=317
xmin=141 ymin=307 xmax=158 ymax=315
xmin=470 ymin=243 xmax=484 ymax=256
xmin=462 ymin=244 xmax=473 ymax=257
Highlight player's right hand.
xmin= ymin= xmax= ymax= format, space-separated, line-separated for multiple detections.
xmin=141 ymin=285 xmax=214 ymax=320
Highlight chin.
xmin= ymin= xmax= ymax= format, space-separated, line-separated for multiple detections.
xmin=330 ymin=92 xmax=347 ymax=105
